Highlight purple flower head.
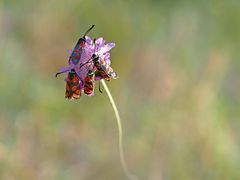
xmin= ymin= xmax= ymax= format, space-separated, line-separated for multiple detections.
xmin=94 ymin=37 xmax=115 ymax=65
xmin=73 ymin=36 xmax=116 ymax=81
xmin=56 ymin=35 xmax=116 ymax=98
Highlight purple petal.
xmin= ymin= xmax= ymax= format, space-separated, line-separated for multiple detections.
xmin=80 ymin=49 xmax=93 ymax=63
xmin=85 ymin=36 xmax=92 ymax=45
xmin=74 ymin=63 xmax=93 ymax=80
xmin=79 ymin=80 xmax=84 ymax=92
xmin=67 ymin=49 xmax=72 ymax=56
xmin=95 ymin=37 xmax=105 ymax=47
xmin=102 ymin=53 xmax=111 ymax=65
xmin=105 ymin=59 xmax=111 ymax=65
xmin=66 ymin=49 xmax=73 ymax=62
xmin=94 ymin=76 xmax=102 ymax=81
xmin=103 ymin=52 xmax=110 ymax=59
xmin=59 ymin=65 xmax=73 ymax=73
xmin=75 ymin=66 xmax=88 ymax=80
xmin=95 ymin=37 xmax=105 ymax=52
xmin=99 ymin=42 xmax=115 ymax=55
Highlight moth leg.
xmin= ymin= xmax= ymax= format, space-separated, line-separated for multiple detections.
xmin=98 ymin=81 xmax=103 ymax=93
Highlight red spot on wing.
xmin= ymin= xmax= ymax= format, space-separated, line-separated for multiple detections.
xmin=80 ymin=42 xmax=85 ymax=47
xmin=72 ymin=86 xmax=77 ymax=91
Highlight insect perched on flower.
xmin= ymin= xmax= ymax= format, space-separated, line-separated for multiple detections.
xmin=92 ymin=54 xmax=117 ymax=81
xmin=65 ymin=69 xmax=82 ymax=100
xmin=56 ymin=25 xmax=117 ymax=100
xmin=84 ymin=70 xmax=95 ymax=96
xmin=79 ymin=39 xmax=117 ymax=81
xmin=68 ymin=25 xmax=95 ymax=66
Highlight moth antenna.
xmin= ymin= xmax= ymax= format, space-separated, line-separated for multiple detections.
xmin=84 ymin=25 xmax=95 ymax=36
xmin=55 ymin=69 xmax=70 ymax=77
xmin=79 ymin=57 xmax=93 ymax=69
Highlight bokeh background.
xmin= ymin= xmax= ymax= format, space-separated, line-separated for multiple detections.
xmin=1 ymin=0 xmax=240 ymax=179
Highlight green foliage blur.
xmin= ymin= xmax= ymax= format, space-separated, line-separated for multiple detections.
xmin=0 ymin=0 xmax=240 ymax=179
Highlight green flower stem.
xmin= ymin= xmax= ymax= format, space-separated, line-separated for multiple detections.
xmin=100 ymin=79 xmax=139 ymax=180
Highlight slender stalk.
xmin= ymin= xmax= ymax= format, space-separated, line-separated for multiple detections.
xmin=100 ymin=79 xmax=139 ymax=180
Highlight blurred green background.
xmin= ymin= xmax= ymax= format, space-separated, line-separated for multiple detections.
xmin=0 ymin=0 xmax=240 ymax=179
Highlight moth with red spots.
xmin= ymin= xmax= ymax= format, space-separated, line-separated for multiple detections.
xmin=79 ymin=53 xmax=117 ymax=82
xmin=68 ymin=25 xmax=95 ymax=65
xmin=65 ymin=69 xmax=81 ymax=100
xmin=84 ymin=70 xmax=95 ymax=95
xmin=92 ymin=54 xmax=117 ymax=81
